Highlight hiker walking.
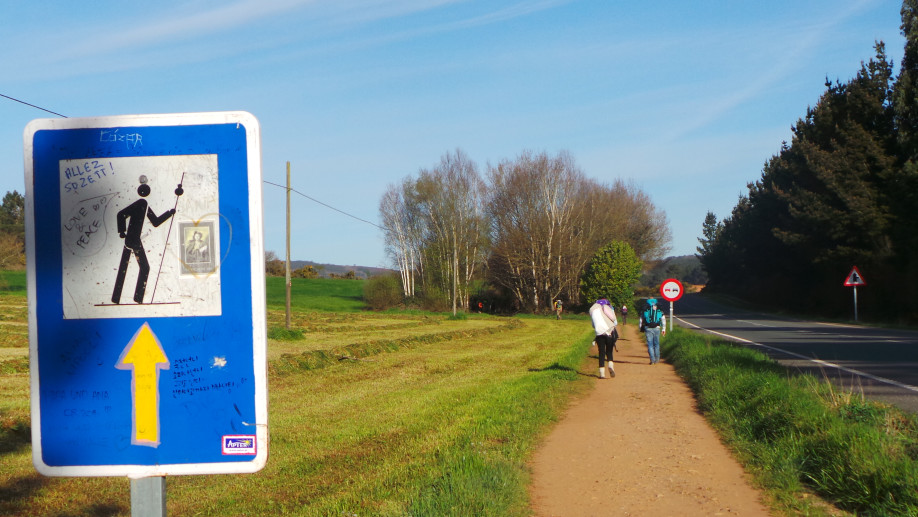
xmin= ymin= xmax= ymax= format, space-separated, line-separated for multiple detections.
xmin=621 ymin=304 xmax=628 ymax=325
xmin=589 ymin=298 xmax=618 ymax=378
xmin=554 ymin=299 xmax=563 ymax=320
xmin=111 ymin=176 xmax=182 ymax=304
xmin=640 ymin=298 xmax=666 ymax=364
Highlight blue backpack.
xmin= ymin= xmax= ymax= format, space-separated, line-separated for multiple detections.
xmin=644 ymin=306 xmax=662 ymax=328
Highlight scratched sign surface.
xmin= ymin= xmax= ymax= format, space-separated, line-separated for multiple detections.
xmin=59 ymin=154 xmax=221 ymax=319
xmin=25 ymin=113 xmax=268 ymax=477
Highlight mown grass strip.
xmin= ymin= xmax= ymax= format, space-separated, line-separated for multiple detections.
xmin=165 ymin=318 xmax=591 ymax=516
xmin=664 ymin=327 xmax=918 ymax=516
xmin=1 ymin=317 xmax=591 ymax=516
xmin=0 ymin=356 xmax=28 ymax=374
xmin=270 ymin=318 xmax=524 ymax=375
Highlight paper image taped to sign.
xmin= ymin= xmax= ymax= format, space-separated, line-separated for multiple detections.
xmin=60 ymin=154 xmax=222 ymax=319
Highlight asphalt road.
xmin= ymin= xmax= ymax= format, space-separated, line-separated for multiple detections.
xmin=669 ymin=293 xmax=918 ymax=414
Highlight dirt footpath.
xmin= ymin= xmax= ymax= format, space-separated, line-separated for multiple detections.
xmin=529 ymin=323 xmax=772 ymax=516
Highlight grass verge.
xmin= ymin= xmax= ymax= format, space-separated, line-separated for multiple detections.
xmin=663 ymin=327 xmax=918 ymax=516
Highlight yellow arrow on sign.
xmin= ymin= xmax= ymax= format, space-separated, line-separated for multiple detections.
xmin=116 ymin=322 xmax=170 ymax=447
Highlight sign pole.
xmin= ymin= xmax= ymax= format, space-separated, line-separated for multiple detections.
xmin=131 ymin=476 xmax=166 ymax=517
xmin=669 ymin=301 xmax=674 ymax=332
xmin=853 ymin=285 xmax=858 ymax=322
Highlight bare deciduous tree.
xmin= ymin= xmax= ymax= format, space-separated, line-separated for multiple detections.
xmin=380 ymin=183 xmax=418 ymax=297
xmin=380 ymin=149 xmax=671 ymax=313
xmin=487 ymin=152 xmax=671 ymax=310
xmin=414 ymin=150 xmax=488 ymax=314
xmin=380 ymin=150 xmax=488 ymax=313
xmin=488 ymin=151 xmax=587 ymax=311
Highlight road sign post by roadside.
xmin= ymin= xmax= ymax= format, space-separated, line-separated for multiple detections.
xmin=844 ymin=266 xmax=866 ymax=322
xmin=24 ymin=112 xmax=268 ymax=483
xmin=660 ymin=278 xmax=684 ymax=332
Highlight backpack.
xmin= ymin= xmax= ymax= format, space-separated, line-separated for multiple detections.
xmin=644 ymin=306 xmax=662 ymax=328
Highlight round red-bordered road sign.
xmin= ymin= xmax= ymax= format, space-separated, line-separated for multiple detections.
xmin=660 ymin=278 xmax=684 ymax=302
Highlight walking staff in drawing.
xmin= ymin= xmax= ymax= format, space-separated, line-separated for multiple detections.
xmin=111 ymin=175 xmax=183 ymax=304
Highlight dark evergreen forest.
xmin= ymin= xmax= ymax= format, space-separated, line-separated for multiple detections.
xmin=698 ymin=2 xmax=918 ymax=324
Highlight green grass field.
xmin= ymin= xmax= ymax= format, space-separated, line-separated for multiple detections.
xmin=0 ymin=272 xmax=594 ymax=516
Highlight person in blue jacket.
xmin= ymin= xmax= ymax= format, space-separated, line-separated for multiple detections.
xmin=640 ymin=298 xmax=666 ymax=364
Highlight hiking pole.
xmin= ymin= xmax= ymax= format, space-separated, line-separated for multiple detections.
xmin=150 ymin=172 xmax=185 ymax=303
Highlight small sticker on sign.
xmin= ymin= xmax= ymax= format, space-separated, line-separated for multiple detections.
xmin=222 ymin=435 xmax=256 ymax=455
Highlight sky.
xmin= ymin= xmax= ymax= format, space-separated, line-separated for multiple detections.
xmin=0 ymin=0 xmax=907 ymax=269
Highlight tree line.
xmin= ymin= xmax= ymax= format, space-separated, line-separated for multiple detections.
xmin=698 ymin=1 xmax=918 ymax=323
xmin=0 ymin=190 xmax=24 ymax=269
xmin=379 ymin=149 xmax=670 ymax=313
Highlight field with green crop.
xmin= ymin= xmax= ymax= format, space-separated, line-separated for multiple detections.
xmin=0 ymin=272 xmax=594 ymax=516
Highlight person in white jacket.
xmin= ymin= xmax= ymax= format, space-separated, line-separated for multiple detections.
xmin=589 ymin=298 xmax=619 ymax=378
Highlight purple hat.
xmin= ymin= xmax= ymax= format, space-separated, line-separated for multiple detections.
xmin=596 ymin=298 xmax=610 ymax=305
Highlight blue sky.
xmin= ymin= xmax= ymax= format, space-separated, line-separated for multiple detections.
xmin=1 ymin=0 xmax=906 ymax=269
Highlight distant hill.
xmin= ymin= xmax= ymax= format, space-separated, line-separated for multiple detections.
xmin=290 ymin=260 xmax=394 ymax=280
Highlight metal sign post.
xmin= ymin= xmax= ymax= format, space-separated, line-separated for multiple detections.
xmin=659 ymin=278 xmax=684 ymax=332
xmin=24 ymin=112 xmax=269 ymax=489
xmin=669 ymin=302 xmax=674 ymax=332
xmin=131 ymin=477 xmax=166 ymax=517
xmin=853 ymin=286 xmax=859 ymax=322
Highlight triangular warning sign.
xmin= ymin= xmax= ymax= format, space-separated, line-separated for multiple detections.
xmin=844 ymin=266 xmax=866 ymax=287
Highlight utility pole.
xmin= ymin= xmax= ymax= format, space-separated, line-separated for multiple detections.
xmin=285 ymin=161 xmax=292 ymax=330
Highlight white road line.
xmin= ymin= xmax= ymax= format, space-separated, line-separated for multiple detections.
xmin=736 ymin=320 xmax=775 ymax=327
xmin=813 ymin=321 xmax=862 ymax=329
xmin=677 ymin=317 xmax=918 ymax=394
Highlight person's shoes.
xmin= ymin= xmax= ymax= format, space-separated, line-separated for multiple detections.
xmin=607 ymin=361 xmax=615 ymax=377
xmin=599 ymin=367 xmax=605 ymax=379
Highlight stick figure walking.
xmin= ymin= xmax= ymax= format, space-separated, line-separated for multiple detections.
xmin=111 ymin=175 xmax=183 ymax=304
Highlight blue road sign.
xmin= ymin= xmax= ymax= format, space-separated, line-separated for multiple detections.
xmin=24 ymin=112 xmax=268 ymax=477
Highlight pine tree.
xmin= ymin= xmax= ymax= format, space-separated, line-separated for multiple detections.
xmin=695 ymin=211 xmax=722 ymax=260
xmin=703 ymin=44 xmax=898 ymax=312
xmin=891 ymin=0 xmax=918 ymax=286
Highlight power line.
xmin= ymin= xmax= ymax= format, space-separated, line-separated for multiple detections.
xmin=263 ymin=180 xmax=383 ymax=230
xmin=0 ymin=94 xmax=379 ymax=231
xmin=0 ymin=93 xmax=67 ymax=118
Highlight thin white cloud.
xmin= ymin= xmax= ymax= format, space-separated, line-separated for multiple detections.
xmin=659 ymin=0 xmax=886 ymax=142
xmin=10 ymin=0 xmax=570 ymax=82
xmin=276 ymin=0 xmax=577 ymax=56
xmin=440 ymin=0 xmax=575 ymax=30
xmin=46 ymin=0 xmax=315 ymax=63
